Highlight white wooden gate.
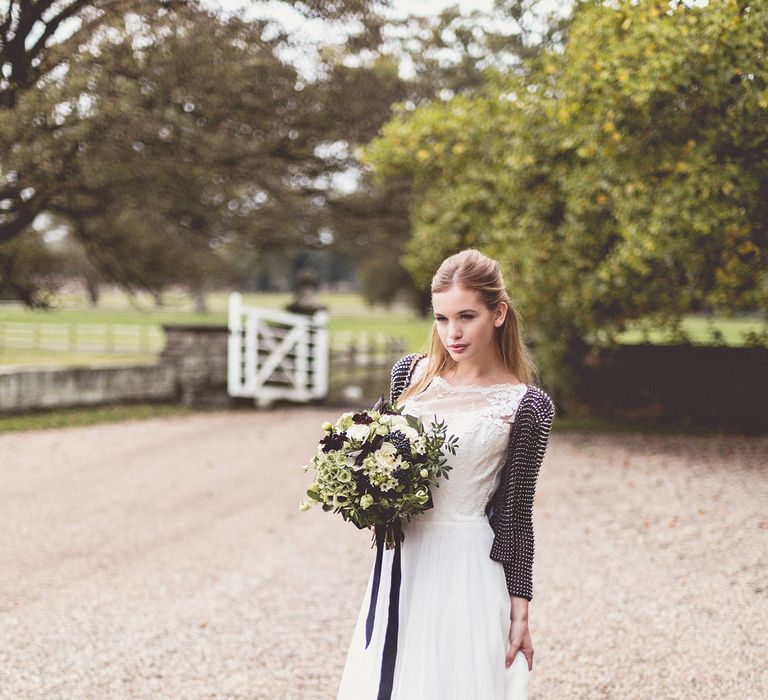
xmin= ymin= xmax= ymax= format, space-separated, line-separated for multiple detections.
xmin=227 ymin=292 xmax=329 ymax=407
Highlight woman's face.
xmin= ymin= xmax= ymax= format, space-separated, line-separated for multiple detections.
xmin=431 ymin=285 xmax=506 ymax=363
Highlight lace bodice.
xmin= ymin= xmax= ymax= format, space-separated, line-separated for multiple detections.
xmin=400 ymin=357 xmax=529 ymax=523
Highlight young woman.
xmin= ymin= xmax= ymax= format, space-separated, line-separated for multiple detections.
xmin=337 ymin=248 xmax=556 ymax=700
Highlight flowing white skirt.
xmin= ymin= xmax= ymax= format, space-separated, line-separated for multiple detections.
xmin=337 ymin=517 xmax=530 ymax=700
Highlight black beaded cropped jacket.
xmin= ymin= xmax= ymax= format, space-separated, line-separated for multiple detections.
xmin=389 ymin=352 xmax=556 ymax=601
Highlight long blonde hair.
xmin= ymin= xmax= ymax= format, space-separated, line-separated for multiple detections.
xmin=396 ymin=248 xmax=538 ymax=407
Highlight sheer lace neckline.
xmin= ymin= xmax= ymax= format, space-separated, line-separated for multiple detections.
xmin=432 ymin=374 xmax=527 ymax=394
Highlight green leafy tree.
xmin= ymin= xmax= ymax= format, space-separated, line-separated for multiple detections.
xmin=362 ymin=0 xmax=768 ymax=398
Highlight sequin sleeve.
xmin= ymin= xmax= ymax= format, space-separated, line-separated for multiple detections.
xmin=389 ymin=353 xmax=424 ymax=405
xmin=488 ymin=388 xmax=555 ymax=601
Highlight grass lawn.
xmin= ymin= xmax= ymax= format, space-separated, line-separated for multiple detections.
xmin=621 ymin=313 xmax=767 ymax=346
xmin=0 ymin=290 xmax=407 ymax=324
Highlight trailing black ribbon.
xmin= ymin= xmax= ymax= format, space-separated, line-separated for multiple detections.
xmin=365 ymin=524 xmax=385 ymax=647
xmin=363 ymin=520 xmax=403 ymax=700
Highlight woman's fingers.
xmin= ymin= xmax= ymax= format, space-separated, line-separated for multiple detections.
xmin=505 ymin=628 xmax=521 ymax=668
xmin=522 ymin=647 xmax=534 ymax=671
xmin=504 ymin=642 xmax=519 ymax=668
xmin=506 ymin=625 xmax=534 ymax=670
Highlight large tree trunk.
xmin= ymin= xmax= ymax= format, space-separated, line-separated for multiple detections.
xmin=193 ymin=289 xmax=208 ymax=314
xmin=84 ymin=274 xmax=100 ymax=307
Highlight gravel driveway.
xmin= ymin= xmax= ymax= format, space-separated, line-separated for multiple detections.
xmin=0 ymin=407 xmax=765 ymax=699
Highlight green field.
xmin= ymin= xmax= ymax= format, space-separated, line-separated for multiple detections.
xmin=0 ymin=289 xmax=765 ymax=369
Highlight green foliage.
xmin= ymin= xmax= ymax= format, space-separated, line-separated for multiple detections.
xmin=0 ymin=229 xmax=61 ymax=305
xmin=0 ymin=1 xmax=405 ymax=301
xmin=362 ymin=0 xmax=768 ymax=396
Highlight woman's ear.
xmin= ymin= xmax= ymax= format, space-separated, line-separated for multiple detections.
xmin=494 ymin=302 xmax=508 ymax=327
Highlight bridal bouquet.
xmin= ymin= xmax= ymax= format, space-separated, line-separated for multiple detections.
xmin=299 ymin=395 xmax=458 ymax=548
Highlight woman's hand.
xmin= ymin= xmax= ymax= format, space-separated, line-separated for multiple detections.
xmin=505 ymin=616 xmax=534 ymax=672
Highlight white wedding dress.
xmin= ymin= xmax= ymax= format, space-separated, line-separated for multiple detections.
xmin=337 ymin=357 xmax=532 ymax=700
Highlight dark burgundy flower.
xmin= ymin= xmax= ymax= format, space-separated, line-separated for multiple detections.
xmin=319 ymin=432 xmax=347 ymax=452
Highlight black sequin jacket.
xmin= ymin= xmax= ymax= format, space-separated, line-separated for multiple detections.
xmin=389 ymin=352 xmax=555 ymax=601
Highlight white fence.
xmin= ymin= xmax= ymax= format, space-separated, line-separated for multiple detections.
xmin=0 ymin=322 xmax=164 ymax=354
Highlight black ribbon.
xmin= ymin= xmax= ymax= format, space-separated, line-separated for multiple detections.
xmin=364 ymin=520 xmax=403 ymax=700
xmin=365 ymin=524 xmax=385 ymax=647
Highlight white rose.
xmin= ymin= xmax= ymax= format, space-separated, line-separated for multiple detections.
xmin=389 ymin=415 xmax=409 ymax=429
xmin=346 ymin=423 xmax=371 ymax=442
xmin=374 ymin=442 xmax=401 ymax=471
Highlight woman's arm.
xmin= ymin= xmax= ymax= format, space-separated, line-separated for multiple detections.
xmin=510 ymin=595 xmax=529 ymax=622
xmin=500 ymin=392 xmax=554 ymax=672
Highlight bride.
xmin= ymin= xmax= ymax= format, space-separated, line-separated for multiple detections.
xmin=337 ymin=248 xmax=556 ymax=700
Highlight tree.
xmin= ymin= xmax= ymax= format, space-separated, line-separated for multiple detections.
xmin=361 ymin=0 xmax=768 ymax=396
xmin=1 ymin=0 xmax=406 ymax=303
xmin=0 ymin=1 xmax=193 ymax=246
xmin=329 ymin=0 xmax=573 ymax=310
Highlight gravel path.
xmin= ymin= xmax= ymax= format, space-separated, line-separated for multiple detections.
xmin=0 ymin=408 xmax=766 ymax=699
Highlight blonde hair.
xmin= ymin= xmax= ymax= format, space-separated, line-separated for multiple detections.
xmin=396 ymin=248 xmax=538 ymax=407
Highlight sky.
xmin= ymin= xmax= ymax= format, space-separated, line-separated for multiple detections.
xmin=208 ymin=0 xmax=569 ymax=80
xmin=39 ymin=1 xmax=568 ymax=83
xmin=214 ymin=0 xmax=501 ymax=24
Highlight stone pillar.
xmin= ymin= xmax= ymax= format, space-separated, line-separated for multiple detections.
xmin=159 ymin=325 xmax=231 ymax=407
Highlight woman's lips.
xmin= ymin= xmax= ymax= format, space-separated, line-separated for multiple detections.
xmin=450 ymin=344 xmax=467 ymax=352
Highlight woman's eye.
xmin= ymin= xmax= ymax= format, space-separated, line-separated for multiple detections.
xmin=435 ymin=315 xmax=473 ymax=321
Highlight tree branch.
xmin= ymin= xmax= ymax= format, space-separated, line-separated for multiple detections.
xmin=29 ymin=0 xmax=97 ymax=61
xmin=0 ymin=199 xmax=46 ymax=244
